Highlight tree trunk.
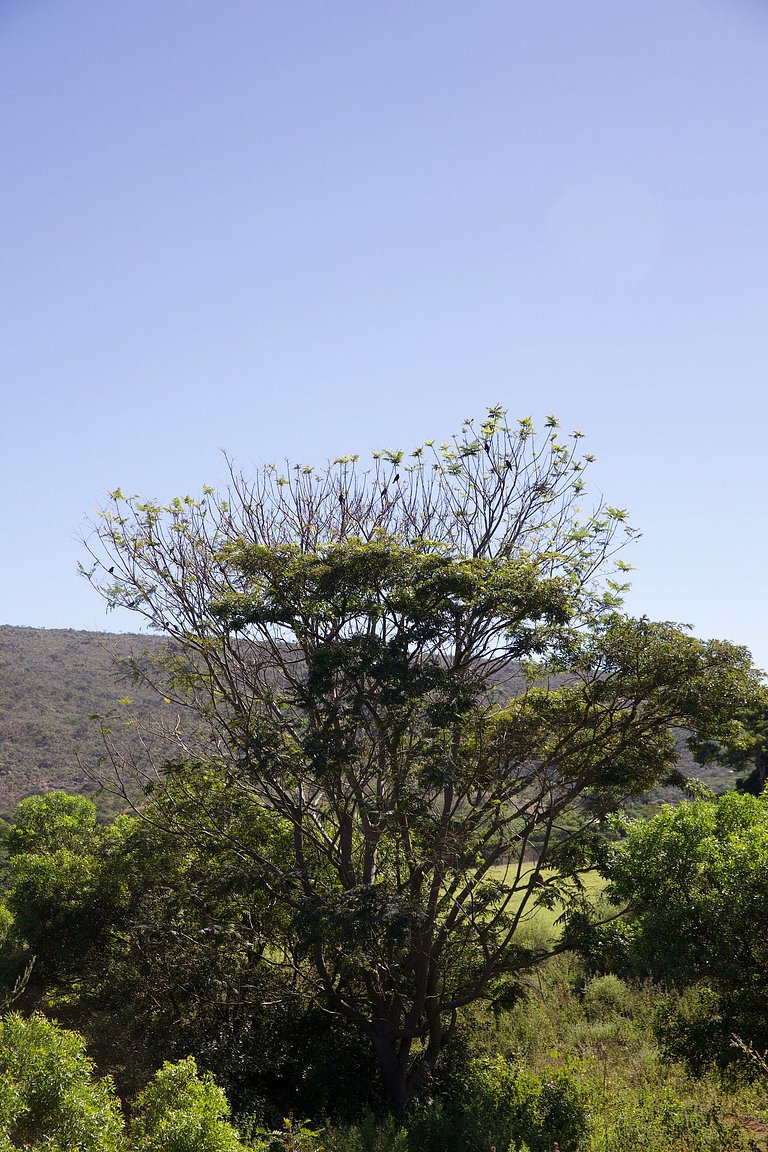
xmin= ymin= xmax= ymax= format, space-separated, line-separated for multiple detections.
xmin=371 ymin=1029 xmax=411 ymax=1115
xmin=370 ymin=1013 xmax=445 ymax=1114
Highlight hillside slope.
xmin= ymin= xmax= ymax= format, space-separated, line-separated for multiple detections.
xmin=0 ymin=626 xmax=178 ymax=814
xmin=0 ymin=625 xmax=736 ymax=816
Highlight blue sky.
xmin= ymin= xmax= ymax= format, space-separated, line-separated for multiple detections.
xmin=2 ymin=0 xmax=767 ymax=669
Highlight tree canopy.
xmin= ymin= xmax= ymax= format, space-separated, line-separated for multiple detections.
xmin=82 ymin=408 xmax=761 ymax=1111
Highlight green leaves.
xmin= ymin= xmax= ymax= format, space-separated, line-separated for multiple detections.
xmin=80 ymin=408 xmax=764 ymax=1110
xmin=0 ymin=1017 xmax=247 ymax=1152
xmin=0 ymin=1014 xmax=125 ymax=1151
xmin=217 ymin=535 xmax=573 ymax=662
xmin=130 ymin=1057 xmax=246 ymax=1152
xmin=604 ymin=791 xmax=768 ymax=1071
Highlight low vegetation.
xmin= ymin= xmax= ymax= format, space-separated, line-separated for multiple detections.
xmin=1 ymin=887 xmax=767 ymax=1149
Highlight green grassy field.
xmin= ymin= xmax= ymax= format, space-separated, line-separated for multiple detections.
xmin=484 ymin=864 xmax=611 ymax=941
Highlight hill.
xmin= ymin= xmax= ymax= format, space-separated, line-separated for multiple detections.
xmin=0 ymin=626 xmax=180 ymax=815
xmin=0 ymin=625 xmax=737 ymax=817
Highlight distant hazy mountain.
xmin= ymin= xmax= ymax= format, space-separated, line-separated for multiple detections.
xmin=0 ymin=625 xmax=735 ymax=818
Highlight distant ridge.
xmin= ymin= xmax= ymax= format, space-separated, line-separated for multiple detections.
xmin=0 ymin=625 xmax=175 ymax=814
xmin=0 ymin=625 xmax=734 ymax=818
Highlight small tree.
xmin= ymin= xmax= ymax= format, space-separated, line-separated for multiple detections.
xmin=83 ymin=409 xmax=759 ymax=1111
xmin=130 ymin=1057 xmax=246 ymax=1152
xmin=604 ymin=790 xmax=768 ymax=1072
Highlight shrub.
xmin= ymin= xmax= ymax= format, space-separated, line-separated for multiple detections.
xmin=0 ymin=1012 xmax=125 ymax=1151
xmin=444 ymin=1055 xmax=589 ymax=1152
xmin=609 ymin=1085 xmax=747 ymax=1152
xmin=582 ymin=973 xmax=629 ymax=1020
xmin=130 ymin=1056 xmax=246 ymax=1152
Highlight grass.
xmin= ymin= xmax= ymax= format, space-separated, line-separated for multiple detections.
xmin=483 ymin=863 xmax=611 ymax=942
xmin=313 ymin=958 xmax=768 ymax=1151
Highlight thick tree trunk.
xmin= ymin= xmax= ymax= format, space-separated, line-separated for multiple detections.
xmin=370 ymin=1013 xmax=445 ymax=1114
xmin=371 ymin=1029 xmax=411 ymax=1115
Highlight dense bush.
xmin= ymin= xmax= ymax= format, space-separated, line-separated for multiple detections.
xmin=129 ymin=1057 xmax=246 ymax=1152
xmin=603 ymin=791 xmax=768 ymax=1073
xmin=0 ymin=1015 xmax=249 ymax=1152
xmin=452 ymin=1056 xmax=589 ymax=1152
xmin=0 ymin=1013 xmax=125 ymax=1152
xmin=0 ymin=790 xmax=297 ymax=1110
xmin=1 ymin=788 xmax=766 ymax=1149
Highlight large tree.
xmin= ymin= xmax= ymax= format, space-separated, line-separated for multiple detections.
xmin=83 ymin=409 xmax=760 ymax=1111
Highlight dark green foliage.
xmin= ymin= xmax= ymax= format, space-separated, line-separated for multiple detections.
xmin=427 ymin=1056 xmax=589 ymax=1152
xmin=692 ymin=696 xmax=768 ymax=797
xmin=3 ymin=793 xmax=118 ymax=976
xmin=2 ymin=792 xmax=271 ymax=1097
xmin=0 ymin=786 xmax=379 ymax=1119
xmin=295 ymin=1058 xmax=590 ymax=1152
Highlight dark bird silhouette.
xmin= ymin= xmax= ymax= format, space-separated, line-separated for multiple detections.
xmin=393 ymin=472 xmax=400 ymax=483
xmin=108 ymin=566 xmax=115 ymax=575
xmin=484 ymin=441 xmax=491 ymax=454
xmin=504 ymin=459 xmax=512 ymax=470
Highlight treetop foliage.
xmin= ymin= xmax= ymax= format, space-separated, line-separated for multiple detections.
xmin=86 ymin=408 xmax=635 ymax=636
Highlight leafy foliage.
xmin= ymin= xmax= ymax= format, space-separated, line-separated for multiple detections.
xmin=604 ymin=791 xmax=768 ymax=1071
xmin=0 ymin=1013 xmax=125 ymax=1152
xmin=0 ymin=1014 xmax=250 ymax=1152
xmin=0 ymin=789 xmax=300 ymax=1109
xmin=692 ymin=697 xmax=768 ymax=796
xmin=130 ymin=1057 xmax=246 ymax=1152
xmin=80 ymin=409 xmax=761 ymax=1110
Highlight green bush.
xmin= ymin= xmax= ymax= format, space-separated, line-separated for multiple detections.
xmin=582 ymin=973 xmax=629 ymax=1020
xmin=130 ymin=1056 xmax=246 ymax=1152
xmin=653 ymin=985 xmax=729 ymax=1077
xmin=301 ymin=1056 xmax=589 ymax=1152
xmin=323 ymin=1112 xmax=408 ymax=1152
xmin=425 ymin=1055 xmax=589 ymax=1152
xmin=0 ymin=1012 xmax=125 ymax=1151
xmin=0 ymin=904 xmax=24 ymax=1000
xmin=605 ymin=791 xmax=768 ymax=1071
xmin=609 ymin=1085 xmax=747 ymax=1152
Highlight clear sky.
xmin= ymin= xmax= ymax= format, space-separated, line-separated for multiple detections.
xmin=2 ymin=0 xmax=767 ymax=670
